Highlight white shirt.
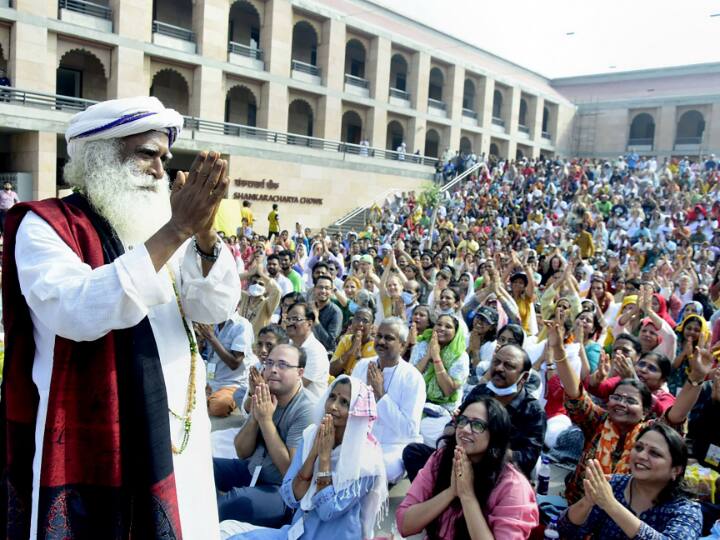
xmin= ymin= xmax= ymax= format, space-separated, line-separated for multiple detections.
xmin=271 ymin=273 xmax=294 ymax=297
xmin=352 ymin=357 xmax=425 ymax=446
xmin=16 ymin=211 xmax=241 ymax=540
xmin=207 ymin=313 xmax=256 ymax=393
xmin=293 ymin=332 xmax=329 ymax=402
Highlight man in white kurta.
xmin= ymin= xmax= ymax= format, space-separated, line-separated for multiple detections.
xmin=352 ymin=317 xmax=425 ymax=482
xmin=6 ymin=97 xmax=240 ymax=539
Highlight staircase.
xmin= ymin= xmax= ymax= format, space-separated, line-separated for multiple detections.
xmin=325 ymin=161 xmax=482 ymax=235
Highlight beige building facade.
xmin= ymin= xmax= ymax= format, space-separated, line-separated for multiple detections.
xmin=0 ymin=0 xmax=574 ymax=228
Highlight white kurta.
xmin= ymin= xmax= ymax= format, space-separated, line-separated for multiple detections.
xmin=15 ymin=211 xmax=241 ymax=540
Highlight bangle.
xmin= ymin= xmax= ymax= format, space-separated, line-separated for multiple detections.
xmin=193 ymin=237 xmax=221 ymax=262
xmin=555 ymin=355 xmax=568 ymax=364
xmin=316 ymin=471 xmax=332 ymax=479
xmin=688 ymin=377 xmax=704 ymax=387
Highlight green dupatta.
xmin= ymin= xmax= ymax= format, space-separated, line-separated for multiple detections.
xmin=417 ymin=323 xmax=467 ymax=406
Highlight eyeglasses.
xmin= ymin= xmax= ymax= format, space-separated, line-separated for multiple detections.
xmin=285 ymin=317 xmax=307 ymax=324
xmin=636 ymin=360 xmax=659 ymax=374
xmin=454 ymin=415 xmax=488 ymax=435
xmin=608 ymin=393 xmax=640 ymax=406
xmin=262 ymin=359 xmax=300 ymax=370
xmin=353 ymin=317 xmax=372 ymax=325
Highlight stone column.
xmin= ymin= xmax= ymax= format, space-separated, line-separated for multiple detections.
xmin=190 ymin=65 xmax=224 ymax=121
xmin=407 ymin=50 xmax=429 ymax=112
xmin=366 ymin=106 xmax=387 ymax=149
xmin=531 ymin=97 xmax=543 ymax=142
xmin=707 ymin=103 xmax=720 ymax=156
xmin=12 ymin=131 xmax=57 ymax=200
xmin=14 ymin=0 xmax=54 ymax=17
xmin=318 ymin=17 xmax=345 ymax=91
xmin=109 ymin=0 xmax=152 ymax=42
xmin=479 ymin=76 xmax=494 ymax=130
xmin=193 ymin=0 xmax=229 ymax=61
xmin=655 ymin=105 xmax=676 ymax=157
xmin=10 ymin=22 xmax=53 ymax=92
xmin=259 ymin=81 xmax=288 ymax=132
xmin=447 ymin=64 xmax=464 ymax=151
xmin=110 ymin=47 xmax=149 ymax=98
xmin=262 ymin=0 xmax=292 ymax=77
xmin=367 ymin=35 xmax=390 ymax=102
xmin=507 ymin=85 xmax=520 ymax=138
xmin=408 ymin=116 xmax=426 ymax=155
xmin=317 ymin=95 xmax=342 ymax=140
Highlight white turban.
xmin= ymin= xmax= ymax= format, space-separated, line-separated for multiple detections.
xmin=65 ymin=96 xmax=184 ymax=158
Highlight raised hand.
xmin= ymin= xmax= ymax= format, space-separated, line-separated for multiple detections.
xmin=454 ymin=447 xmax=475 ymax=500
xmin=317 ymin=414 xmax=335 ymax=460
xmin=367 ymin=361 xmax=385 ymax=400
xmin=169 ymin=151 xmax=228 ymax=239
xmin=248 ymin=366 xmax=264 ymax=395
xmin=689 ymin=343 xmax=716 ymax=385
xmin=252 ymin=383 xmax=277 ymax=423
xmin=583 ymin=459 xmax=615 ymax=511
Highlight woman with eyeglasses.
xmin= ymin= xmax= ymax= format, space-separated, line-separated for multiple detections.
xmin=546 ymin=319 xmax=713 ymax=505
xmin=558 ymin=423 xmax=702 ymax=539
xmin=396 ymin=395 xmax=539 ymax=539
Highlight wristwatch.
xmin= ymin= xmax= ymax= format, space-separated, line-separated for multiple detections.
xmin=688 ymin=377 xmax=704 ymax=387
xmin=316 ymin=471 xmax=332 ymax=479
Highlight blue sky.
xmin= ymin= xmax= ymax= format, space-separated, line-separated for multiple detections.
xmin=371 ymin=0 xmax=720 ymax=78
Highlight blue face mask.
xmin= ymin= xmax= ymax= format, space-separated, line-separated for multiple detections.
xmin=401 ymin=291 xmax=415 ymax=306
xmin=348 ymin=300 xmax=359 ymax=314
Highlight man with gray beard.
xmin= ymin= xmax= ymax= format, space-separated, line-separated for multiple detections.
xmin=1 ymin=97 xmax=240 ymax=539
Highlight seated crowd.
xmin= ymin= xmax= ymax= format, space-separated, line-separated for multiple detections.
xmin=202 ymin=152 xmax=720 ymax=539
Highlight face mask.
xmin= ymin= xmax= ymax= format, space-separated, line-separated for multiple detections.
xmin=439 ymin=308 xmax=454 ymax=315
xmin=248 ymin=284 xmax=265 ymax=297
xmin=485 ymin=376 xmax=524 ymax=397
xmin=348 ymin=300 xmax=359 ymax=314
xmin=401 ymin=291 xmax=415 ymax=306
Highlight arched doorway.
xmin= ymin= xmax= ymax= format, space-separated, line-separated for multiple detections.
xmin=225 ymin=85 xmax=257 ymax=126
xmin=542 ymin=107 xmax=550 ymax=133
xmin=56 ymin=49 xmax=107 ymax=101
xmin=489 ymin=142 xmax=499 ymax=157
xmin=460 ymin=136 xmax=472 ymax=155
xmin=463 ymin=79 xmax=475 ymax=110
xmin=492 ymin=90 xmax=503 ymax=119
xmin=150 ymin=69 xmax=189 ymax=114
xmin=389 ymin=54 xmax=408 ymax=91
xmin=628 ymin=113 xmax=655 ymax=143
xmin=676 ymin=110 xmax=705 ymax=144
xmin=228 ymin=1 xmax=261 ymax=50
xmin=341 ymin=110 xmax=362 ymax=144
xmin=291 ymin=21 xmax=318 ymax=67
xmin=519 ymin=99 xmax=528 ymax=126
xmin=287 ymin=99 xmax=314 ymax=137
xmin=428 ymin=68 xmax=443 ymax=101
xmin=344 ymin=40 xmax=366 ymax=78
xmin=424 ymin=129 xmax=440 ymax=158
xmin=386 ymin=121 xmax=404 ymax=151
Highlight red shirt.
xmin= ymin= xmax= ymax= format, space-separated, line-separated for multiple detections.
xmin=584 ymin=375 xmax=675 ymax=416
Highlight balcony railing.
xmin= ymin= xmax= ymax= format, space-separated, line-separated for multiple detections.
xmin=152 ymin=20 xmax=195 ymax=42
xmin=541 ymin=130 xmax=551 ymax=139
xmin=462 ymin=108 xmax=477 ymax=119
xmin=389 ymin=87 xmax=410 ymax=100
xmin=428 ymin=98 xmax=446 ymax=110
xmin=0 ymin=87 xmax=441 ymax=169
xmin=291 ymin=59 xmax=320 ymax=77
xmin=627 ymin=137 xmax=653 ymax=146
xmin=675 ymin=136 xmax=703 ymax=145
xmin=491 ymin=117 xmax=505 ymax=127
xmin=344 ymin=74 xmax=369 ymax=89
xmin=59 ymin=0 xmax=112 ymax=19
xmin=228 ymin=41 xmax=262 ymax=60
xmin=518 ymin=125 xmax=530 ymax=134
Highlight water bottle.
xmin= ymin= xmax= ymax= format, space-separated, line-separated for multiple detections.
xmin=544 ymin=517 xmax=559 ymax=539
xmin=537 ymin=456 xmax=550 ymax=496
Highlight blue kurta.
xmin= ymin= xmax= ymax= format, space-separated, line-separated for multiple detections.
xmin=230 ymin=438 xmax=377 ymax=540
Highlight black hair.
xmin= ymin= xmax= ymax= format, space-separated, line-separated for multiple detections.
xmin=278 ymin=249 xmax=295 ymax=259
xmin=439 ymin=286 xmax=462 ymax=305
xmin=638 ymin=352 xmax=672 ymax=381
xmin=427 ymin=396 xmax=512 ymax=540
xmin=412 ymin=304 xmax=437 ymax=329
xmin=471 ymin=312 xmax=498 ymax=344
xmin=436 ymin=313 xmax=460 ymax=335
xmin=312 ymin=261 xmax=330 ymax=275
xmin=313 ymin=274 xmax=334 ymax=287
xmin=281 ymin=292 xmax=304 ymax=306
xmin=576 ymin=308 xmax=603 ymax=340
xmin=635 ymin=423 xmax=690 ymax=505
xmin=496 ymin=323 xmax=525 ymax=348
xmin=288 ymin=302 xmax=316 ymax=323
xmin=614 ymin=332 xmax=642 ymax=354
xmin=258 ymin=324 xmax=290 ymax=344
xmin=612 ymin=378 xmax=653 ymax=412
xmin=266 ymin=253 xmax=280 ymax=263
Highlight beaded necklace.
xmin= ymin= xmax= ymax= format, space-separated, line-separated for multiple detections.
xmin=168 ymin=268 xmax=198 ymax=455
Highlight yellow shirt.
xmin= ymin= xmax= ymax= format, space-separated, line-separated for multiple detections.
xmin=331 ymin=334 xmax=376 ymax=374
xmin=241 ymin=207 xmax=254 ymax=227
xmin=268 ymin=210 xmax=279 ymax=233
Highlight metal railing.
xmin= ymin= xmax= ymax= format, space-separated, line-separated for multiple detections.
xmin=152 ymin=20 xmax=195 ymax=42
xmin=440 ymin=161 xmax=482 ymax=193
xmin=627 ymin=137 xmax=653 ymax=146
xmin=389 ymin=87 xmax=410 ymax=100
xmin=0 ymin=87 xmax=442 ymax=170
xmin=227 ymin=41 xmax=263 ymax=60
xmin=541 ymin=131 xmax=552 ymax=139
xmin=344 ymin=74 xmax=369 ymax=89
xmin=59 ymin=0 xmax=112 ymax=19
xmin=491 ymin=117 xmax=505 ymax=127
xmin=675 ymin=136 xmax=703 ymax=145
xmin=291 ymin=59 xmax=320 ymax=77
xmin=518 ymin=125 xmax=530 ymax=134
xmin=334 ymin=188 xmax=402 ymax=229
xmin=462 ymin=108 xmax=477 ymax=119
xmin=428 ymin=98 xmax=446 ymax=110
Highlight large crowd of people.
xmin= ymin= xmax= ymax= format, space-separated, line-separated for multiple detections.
xmin=2 ymin=95 xmax=720 ymax=539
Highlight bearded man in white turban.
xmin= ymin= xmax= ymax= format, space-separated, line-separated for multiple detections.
xmin=1 ymin=96 xmax=240 ymax=539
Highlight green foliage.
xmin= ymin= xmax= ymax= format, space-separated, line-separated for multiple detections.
xmin=418 ymin=183 xmax=441 ymax=209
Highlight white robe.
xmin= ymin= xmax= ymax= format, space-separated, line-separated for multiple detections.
xmin=351 ymin=357 xmax=426 ymax=482
xmin=15 ymin=211 xmax=241 ymax=540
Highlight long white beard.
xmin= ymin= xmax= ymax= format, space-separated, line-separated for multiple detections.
xmin=65 ymin=140 xmax=172 ymax=246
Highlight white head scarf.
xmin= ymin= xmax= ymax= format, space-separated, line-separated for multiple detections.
xmin=65 ymin=96 xmax=183 ymax=158
xmin=299 ymin=375 xmax=388 ymax=539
